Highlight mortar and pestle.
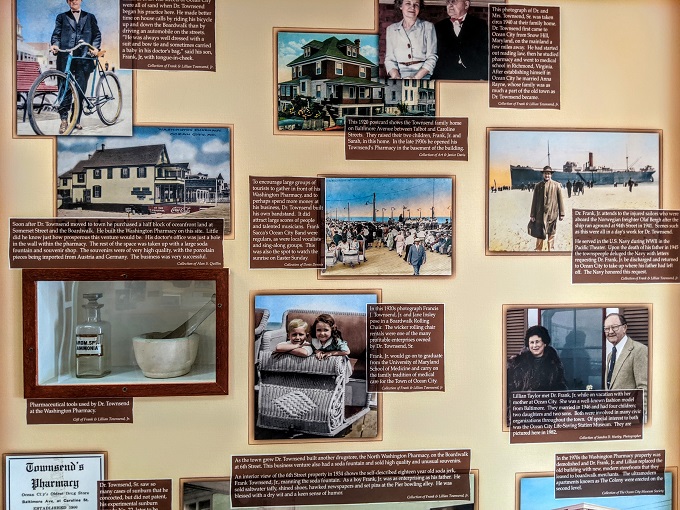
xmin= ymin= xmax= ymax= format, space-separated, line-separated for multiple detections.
xmin=132 ymin=294 xmax=216 ymax=379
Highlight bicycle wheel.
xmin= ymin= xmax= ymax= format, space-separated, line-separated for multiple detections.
xmin=27 ymin=70 xmax=79 ymax=136
xmin=96 ymin=71 xmax=122 ymax=125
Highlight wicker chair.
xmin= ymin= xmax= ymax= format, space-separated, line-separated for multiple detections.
xmin=256 ymin=309 xmax=370 ymax=436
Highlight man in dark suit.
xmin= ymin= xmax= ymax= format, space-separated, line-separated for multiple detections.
xmin=431 ymin=0 xmax=488 ymax=81
xmin=50 ymin=0 xmax=101 ymax=133
xmin=406 ymin=237 xmax=427 ymax=275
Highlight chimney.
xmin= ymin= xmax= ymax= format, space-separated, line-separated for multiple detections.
xmin=588 ymin=152 xmax=593 ymax=167
xmin=100 ymin=144 xmax=106 ymax=151
xmin=354 ymin=39 xmax=360 ymax=51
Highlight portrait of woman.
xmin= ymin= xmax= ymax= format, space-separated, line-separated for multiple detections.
xmin=384 ymin=0 xmax=438 ymax=79
xmin=507 ymin=325 xmax=567 ymax=396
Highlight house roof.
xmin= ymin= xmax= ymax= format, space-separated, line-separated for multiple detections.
xmin=59 ymin=144 xmax=173 ymax=177
xmin=287 ymin=36 xmax=374 ymax=67
xmin=82 ymin=144 xmax=169 ymax=168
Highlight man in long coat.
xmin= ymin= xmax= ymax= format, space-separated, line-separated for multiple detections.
xmin=529 ymin=166 xmax=564 ymax=251
xmin=406 ymin=237 xmax=427 ymax=275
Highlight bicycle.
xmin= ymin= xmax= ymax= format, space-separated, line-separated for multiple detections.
xmin=27 ymin=41 xmax=122 ymax=136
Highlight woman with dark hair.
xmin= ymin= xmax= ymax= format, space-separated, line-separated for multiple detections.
xmin=507 ymin=325 xmax=567 ymax=395
xmin=384 ymin=0 xmax=437 ymax=79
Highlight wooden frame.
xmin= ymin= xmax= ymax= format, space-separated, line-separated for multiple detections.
xmin=22 ymin=268 xmax=228 ymax=398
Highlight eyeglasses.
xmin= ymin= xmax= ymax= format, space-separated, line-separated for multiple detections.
xmin=603 ymin=324 xmax=625 ymax=332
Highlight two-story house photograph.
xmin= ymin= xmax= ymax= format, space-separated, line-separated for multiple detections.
xmin=277 ymin=32 xmax=386 ymax=130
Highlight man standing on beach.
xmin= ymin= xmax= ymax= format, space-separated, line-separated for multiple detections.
xmin=528 ymin=166 xmax=564 ymax=251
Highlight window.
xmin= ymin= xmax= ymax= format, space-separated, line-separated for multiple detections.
xmin=335 ymin=61 xmax=343 ymax=75
xmin=61 ymin=178 xmax=68 ymax=186
xmin=409 ymin=90 xmax=414 ymax=101
xmin=137 ymin=167 xmax=147 ymax=178
xmin=359 ymin=66 xmax=366 ymax=78
xmin=304 ymin=47 xmax=311 ymax=57
xmin=121 ymin=167 xmax=130 ymax=179
xmin=77 ymin=173 xmax=85 ymax=183
xmin=301 ymin=81 xmax=306 ymax=93
xmin=375 ymin=88 xmax=383 ymax=99
xmin=316 ymin=61 xmax=321 ymax=75
xmin=156 ymin=168 xmax=163 ymax=178
xmin=316 ymin=84 xmax=321 ymax=98
xmin=296 ymin=66 xmax=301 ymax=77
xmin=292 ymin=67 xmax=296 ymax=78
xmin=359 ymin=87 xmax=367 ymax=99
xmin=93 ymin=169 xmax=101 ymax=179
xmin=348 ymin=87 xmax=355 ymax=99
xmin=107 ymin=168 xmax=113 ymax=179
xmin=351 ymin=47 xmax=357 ymax=57
xmin=391 ymin=90 xmax=397 ymax=101
xmin=404 ymin=79 xmax=410 ymax=87
xmin=93 ymin=185 xmax=101 ymax=198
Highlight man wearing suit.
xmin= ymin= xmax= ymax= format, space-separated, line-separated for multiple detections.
xmin=431 ymin=0 xmax=488 ymax=80
xmin=604 ymin=313 xmax=648 ymax=419
xmin=406 ymin=237 xmax=427 ymax=275
xmin=50 ymin=0 xmax=101 ymax=133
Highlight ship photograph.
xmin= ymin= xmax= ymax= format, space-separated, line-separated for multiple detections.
xmin=487 ymin=129 xmax=661 ymax=254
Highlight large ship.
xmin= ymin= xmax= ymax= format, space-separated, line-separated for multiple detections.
xmin=510 ymin=151 xmax=656 ymax=189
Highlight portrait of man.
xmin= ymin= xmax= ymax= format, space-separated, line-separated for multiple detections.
xmin=50 ymin=0 xmax=101 ymax=133
xmin=604 ymin=313 xmax=648 ymax=415
xmin=431 ymin=0 xmax=488 ymax=80
xmin=528 ymin=165 xmax=564 ymax=252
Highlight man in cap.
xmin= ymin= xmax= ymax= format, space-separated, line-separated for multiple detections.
xmin=529 ymin=166 xmax=564 ymax=251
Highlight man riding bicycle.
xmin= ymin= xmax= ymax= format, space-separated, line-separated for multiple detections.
xmin=49 ymin=0 xmax=101 ymax=134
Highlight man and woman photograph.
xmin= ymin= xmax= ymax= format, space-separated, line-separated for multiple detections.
xmin=506 ymin=308 xmax=649 ymax=423
xmin=383 ymin=0 xmax=488 ymax=81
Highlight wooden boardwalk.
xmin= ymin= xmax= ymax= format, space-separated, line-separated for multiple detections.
xmin=321 ymin=245 xmax=452 ymax=277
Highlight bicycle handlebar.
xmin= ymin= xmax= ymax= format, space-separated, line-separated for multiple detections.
xmin=52 ymin=40 xmax=102 ymax=54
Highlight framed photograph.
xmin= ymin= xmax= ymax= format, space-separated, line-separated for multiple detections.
xmin=251 ymin=290 xmax=382 ymax=442
xmin=22 ymin=268 xmax=228 ymax=398
xmin=4 ymin=452 xmax=106 ymax=510
xmin=486 ymin=129 xmax=662 ymax=254
xmin=15 ymin=0 xmax=132 ymax=136
xmin=55 ymin=124 xmax=233 ymax=237
xmin=503 ymin=304 xmax=651 ymax=428
xmin=378 ymin=0 xmax=496 ymax=82
xmin=516 ymin=470 xmax=675 ymax=510
xmin=275 ymin=29 xmax=437 ymax=133
xmin=320 ymin=176 xmax=454 ymax=278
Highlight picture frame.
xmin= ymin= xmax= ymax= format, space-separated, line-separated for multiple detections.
xmin=486 ymin=128 xmax=663 ymax=254
xmin=4 ymin=452 xmax=106 ymax=510
xmin=250 ymin=289 xmax=382 ymax=443
xmin=22 ymin=268 xmax=229 ymax=398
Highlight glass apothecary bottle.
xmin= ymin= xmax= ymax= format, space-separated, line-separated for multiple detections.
xmin=75 ymin=293 xmax=111 ymax=378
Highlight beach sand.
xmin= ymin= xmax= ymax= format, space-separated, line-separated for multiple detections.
xmin=488 ymin=183 xmax=660 ymax=253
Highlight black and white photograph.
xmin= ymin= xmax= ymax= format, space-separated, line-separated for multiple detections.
xmin=252 ymin=291 xmax=380 ymax=441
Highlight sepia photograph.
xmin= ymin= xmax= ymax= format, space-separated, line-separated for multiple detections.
xmin=321 ymin=176 xmax=454 ymax=278
xmin=252 ymin=291 xmax=380 ymax=441
xmin=487 ymin=129 xmax=662 ymax=254
xmin=16 ymin=0 xmax=132 ymax=136
xmin=378 ymin=0 xmax=496 ymax=82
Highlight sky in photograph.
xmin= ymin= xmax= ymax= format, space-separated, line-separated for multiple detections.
xmin=255 ymin=293 xmax=379 ymax=326
xmin=57 ymin=126 xmax=231 ymax=179
xmin=519 ymin=474 xmax=672 ymax=510
xmin=325 ymin=177 xmax=453 ymax=220
xmin=277 ymin=31 xmax=379 ymax=82
xmin=17 ymin=0 xmax=120 ymax=67
xmin=488 ymin=130 xmax=661 ymax=187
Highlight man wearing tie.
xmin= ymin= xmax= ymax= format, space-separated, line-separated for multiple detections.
xmin=50 ymin=0 xmax=101 ymax=133
xmin=406 ymin=237 xmax=427 ymax=275
xmin=431 ymin=0 xmax=488 ymax=80
xmin=604 ymin=313 xmax=648 ymax=418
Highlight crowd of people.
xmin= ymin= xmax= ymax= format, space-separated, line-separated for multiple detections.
xmin=325 ymin=217 xmax=452 ymax=273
